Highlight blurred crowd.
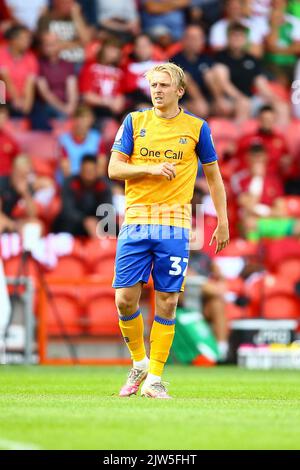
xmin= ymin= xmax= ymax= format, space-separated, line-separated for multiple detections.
xmin=0 ymin=0 xmax=299 ymax=241
xmin=0 ymin=0 xmax=300 ymax=237
xmin=1 ymin=0 xmax=300 ymax=358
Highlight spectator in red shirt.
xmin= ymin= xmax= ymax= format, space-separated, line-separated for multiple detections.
xmin=235 ymin=105 xmax=292 ymax=177
xmin=79 ymin=38 xmax=125 ymax=121
xmin=31 ymin=31 xmax=78 ymax=130
xmin=0 ymin=104 xmax=20 ymax=176
xmin=122 ymin=34 xmax=162 ymax=109
xmin=233 ymin=143 xmax=300 ymax=241
xmin=231 ymin=143 xmax=284 ymax=233
xmin=0 ymin=25 xmax=38 ymax=116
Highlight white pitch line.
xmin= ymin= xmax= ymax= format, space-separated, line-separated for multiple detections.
xmin=0 ymin=438 xmax=41 ymax=450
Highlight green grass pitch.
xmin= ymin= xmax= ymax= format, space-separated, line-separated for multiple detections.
xmin=0 ymin=365 xmax=300 ymax=450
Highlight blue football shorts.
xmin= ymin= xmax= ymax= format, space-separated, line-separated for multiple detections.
xmin=113 ymin=224 xmax=190 ymax=292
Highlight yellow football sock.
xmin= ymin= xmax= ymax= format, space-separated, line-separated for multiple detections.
xmin=149 ymin=315 xmax=175 ymax=376
xmin=118 ymin=309 xmax=146 ymax=362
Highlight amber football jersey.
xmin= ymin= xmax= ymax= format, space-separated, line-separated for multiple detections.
xmin=111 ymin=108 xmax=217 ymax=228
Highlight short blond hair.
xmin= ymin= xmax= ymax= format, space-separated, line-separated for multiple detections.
xmin=145 ymin=62 xmax=186 ymax=91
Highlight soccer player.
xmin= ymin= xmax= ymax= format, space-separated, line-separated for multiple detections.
xmin=108 ymin=63 xmax=229 ymax=399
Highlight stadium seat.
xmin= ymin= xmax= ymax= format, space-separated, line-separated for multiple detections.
xmin=285 ymin=120 xmax=300 ymax=157
xmin=263 ymin=295 xmax=300 ymax=320
xmin=50 ymin=119 xmax=73 ymax=136
xmin=225 ymin=302 xmax=249 ymax=321
xmin=45 ymin=255 xmax=87 ymax=280
xmin=280 ymin=195 xmax=300 ymax=217
xmin=44 ymin=290 xmax=83 ymax=336
xmin=264 ymin=238 xmax=300 ymax=272
xmin=14 ymin=131 xmax=59 ymax=160
xmin=217 ymin=238 xmax=259 ymax=258
xmin=83 ymin=238 xmax=117 ymax=276
xmin=3 ymin=255 xmax=39 ymax=283
xmin=238 ymin=119 xmax=258 ymax=136
xmin=85 ymin=287 xmax=119 ymax=336
xmin=261 ymin=275 xmax=300 ymax=319
xmin=5 ymin=118 xmax=30 ymax=133
xmin=208 ymin=118 xmax=238 ymax=141
xmin=214 ymin=139 xmax=232 ymax=161
xmin=277 ymin=258 xmax=300 ymax=284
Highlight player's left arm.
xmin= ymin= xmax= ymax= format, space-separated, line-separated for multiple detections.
xmin=203 ymin=162 xmax=229 ymax=254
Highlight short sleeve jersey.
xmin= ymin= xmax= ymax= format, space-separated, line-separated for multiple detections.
xmin=111 ymin=108 xmax=217 ymax=229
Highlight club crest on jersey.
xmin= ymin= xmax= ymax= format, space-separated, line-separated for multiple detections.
xmin=140 ymin=128 xmax=146 ymax=137
xmin=179 ymin=137 xmax=187 ymax=144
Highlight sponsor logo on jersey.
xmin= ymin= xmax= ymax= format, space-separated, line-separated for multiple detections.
xmin=139 ymin=147 xmax=183 ymax=160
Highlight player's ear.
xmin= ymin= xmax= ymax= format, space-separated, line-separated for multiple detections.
xmin=177 ymin=87 xmax=185 ymax=99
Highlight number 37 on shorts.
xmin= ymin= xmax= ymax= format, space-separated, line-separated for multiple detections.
xmin=112 ymin=224 xmax=190 ymax=293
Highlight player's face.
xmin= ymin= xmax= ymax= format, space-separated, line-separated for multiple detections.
xmin=149 ymin=72 xmax=183 ymax=111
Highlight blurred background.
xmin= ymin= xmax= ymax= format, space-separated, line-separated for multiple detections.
xmin=0 ymin=0 xmax=300 ymax=369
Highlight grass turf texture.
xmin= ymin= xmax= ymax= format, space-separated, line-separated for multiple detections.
xmin=0 ymin=365 xmax=300 ymax=450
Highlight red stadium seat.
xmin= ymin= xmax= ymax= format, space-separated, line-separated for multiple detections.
xmin=226 ymin=303 xmax=248 ymax=321
xmin=85 ymin=287 xmax=119 ymax=335
xmin=281 ymin=195 xmax=300 ymax=217
xmin=208 ymin=118 xmax=238 ymax=141
xmin=45 ymin=238 xmax=85 ymax=279
xmin=285 ymin=120 xmax=300 ymax=157
xmin=263 ymin=295 xmax=299 ymax=320
xmin=277 ymin=258 xmax=300 ymax=283
xmin=238 ymin=119 xmax=258 ymax=136
xmin=45 ymin=255 xmax=87 ymax=280
xmin=50 ymin=119 xmax=73 ymax=136
xmin=4 ymin=118 xmax=30 ymax=133
xmin=83 ymin=238 xmax=117 ymax=276
xmin=14 ymin=131 xmax=59 ymax=160
xmin=217 ymin=239 xmax=259 ymax=258
xmin=264 ymin=238 xmax=300 ymax=272
xmin=261 ymin=275 xmax=300 ymax=319
xmin=3 ymin=255 xmax=39 ymax=283
xmin=45 ymin=291 xmax=83 ymax=336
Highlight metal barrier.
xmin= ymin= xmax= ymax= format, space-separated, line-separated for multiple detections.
xmin=4 ymin=277 xmax=35 ymax=364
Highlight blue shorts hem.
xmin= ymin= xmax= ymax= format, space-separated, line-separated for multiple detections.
xmin=154 ymin=286 xmax=184 ymax=293
xmin=112 ymin=278 xmax=149 ymax=289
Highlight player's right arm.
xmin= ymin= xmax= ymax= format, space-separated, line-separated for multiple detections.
xmin=108 ymin=152 xmax=176 ymax=181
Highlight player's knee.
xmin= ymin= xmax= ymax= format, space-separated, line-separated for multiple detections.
xmin=157 ymin=293 xmax=178 ymax=319
xmin=115 ymin=292 xmax=138 ymax=316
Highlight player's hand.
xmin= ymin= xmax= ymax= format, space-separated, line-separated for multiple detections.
xmin=149 ymin=162 xmax=176 ymax=181
xmin=209 ymin=222 xmax=229 ymax=254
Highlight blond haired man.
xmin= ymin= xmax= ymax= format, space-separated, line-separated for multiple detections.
xmin=109 ymin=63 xmax=229 ymax=399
